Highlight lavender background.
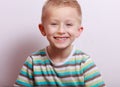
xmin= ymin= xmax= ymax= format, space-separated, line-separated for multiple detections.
xmin=0 ymin=0 xmax=120 ymax=86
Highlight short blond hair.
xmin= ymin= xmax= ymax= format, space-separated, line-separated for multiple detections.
xmin=41 ymin=0 xmax=82 ymax=24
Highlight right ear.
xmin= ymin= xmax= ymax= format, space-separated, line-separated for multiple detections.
xmin=38 ymin=24 xmax=46 ymax=36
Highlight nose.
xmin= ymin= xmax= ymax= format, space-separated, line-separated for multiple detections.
xmin=57 ymin=24 xmax=66 ymax=34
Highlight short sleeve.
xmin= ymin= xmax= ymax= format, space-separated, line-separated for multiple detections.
xmin=81 ymin=58 xmax=106 ymax=87
xmin=14 ymin=56 xmax=34 ymax=87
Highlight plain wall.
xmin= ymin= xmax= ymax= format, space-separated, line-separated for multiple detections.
xmin=0 ymin=0 xmax=120 ymax=87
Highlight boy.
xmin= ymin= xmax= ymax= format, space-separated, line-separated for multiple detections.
xmin=14 ymin=0 xmax=106 ymax=87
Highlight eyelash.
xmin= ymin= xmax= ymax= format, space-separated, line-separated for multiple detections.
xmin=50 ymin=23 xmax=73 ymax=26
xmin=51 ymin=23 xmax=57 ymax=25
xmin=66 ymin=24 xmax=73 ymax=26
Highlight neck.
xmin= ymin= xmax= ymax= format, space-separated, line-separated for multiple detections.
xmin=47 ymin=45 xmax=73 ymax=63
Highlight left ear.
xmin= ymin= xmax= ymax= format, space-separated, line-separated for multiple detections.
xmin=76 ymin=26 xmax=83 ymax=37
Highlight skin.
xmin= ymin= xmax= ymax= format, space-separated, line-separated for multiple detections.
xmin=39 ymin=6 xmax=83 ymax=64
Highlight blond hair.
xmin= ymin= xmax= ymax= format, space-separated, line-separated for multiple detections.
xmin=41 ymin=0 xmax=82 ymax=24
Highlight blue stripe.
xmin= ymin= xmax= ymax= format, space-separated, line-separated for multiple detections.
xmin=25 ymin=61 xmax=33 ymax=69
xmin=32 ymin=51 xmax=46 ymax=55
xmin=91 ymin=81 xmax=105 ymax=87
xmin=85 ymin=72 xmax=100 ymax=81
xmin=83 ymin=62 xmax=95 ymax=72
xmin=34 ymin=70 xmax=83 ymax=76
xmin=34 ymin=59 xmax=50 ymax=65
xmin=16 ymin=80 xmax=33 ymax=87
xmin=66 ymin=59 xmax=82 ymax=65
xmin=20 ymin=70 xmax=33 ymax=79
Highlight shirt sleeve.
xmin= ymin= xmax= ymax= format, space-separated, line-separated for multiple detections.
xmin=82 ymin=57 xmax=106 ymax=87
xmin=14 ymin=56 xmax=34 ymax=87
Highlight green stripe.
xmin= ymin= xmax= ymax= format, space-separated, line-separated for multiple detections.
xmin=35 ymin=81 xmax=84 ymax=86
xmin=33 ymin=57 xmax=86 ymax=65
xmin=66 ymin=58 xmax=82 ymax=64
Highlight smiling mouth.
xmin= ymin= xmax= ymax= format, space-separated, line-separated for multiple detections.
xmin=54 ymin=37 xmax=69 ymax=40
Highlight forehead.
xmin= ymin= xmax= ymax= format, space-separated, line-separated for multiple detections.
xmin=45 ymin=6 xmax=80 ymax=20
xmin=45 ymin=6 xmax=80 ymax=15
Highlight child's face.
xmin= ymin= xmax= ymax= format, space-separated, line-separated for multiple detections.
xmin=39 ymin=7 xmax=83 ymax=49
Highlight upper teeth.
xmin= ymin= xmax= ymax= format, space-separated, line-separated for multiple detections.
xmin=55 ymin=37 xmax=67 ymax=40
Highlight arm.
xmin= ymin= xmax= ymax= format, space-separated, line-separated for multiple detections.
xmin=14 ymin=56 xmax=34 ymax=87
xmin=82 ymin=58 xmax=106 ymax=87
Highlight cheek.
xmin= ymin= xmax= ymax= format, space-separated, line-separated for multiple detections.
xmin=68 ymin=31 xmax=77 ymax=38
xmin=45 ymin=29 xmax=55 ymax=36
xmin=68 ymin=28 xmax=79 ymax=36
xmin=43 ymin=24 xmax=55 ymax=36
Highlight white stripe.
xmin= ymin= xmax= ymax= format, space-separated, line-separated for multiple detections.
xmin=85 ymin=76 xmax=103 ymax=85
xmin=18 ymin=75 xmax=33 ymax=84
xmin=35 ymin=75 xmax=84 ymax=82
xmin=34 ymin=64 xmax=83 ymax=73
xmin=22 ymin=65 xmax=32 ymax=73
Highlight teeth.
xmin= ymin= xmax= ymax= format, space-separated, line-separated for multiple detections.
xmin=55 ymin=37 xmax=67 ymax=40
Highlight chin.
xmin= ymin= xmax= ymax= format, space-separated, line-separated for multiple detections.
xmin=54 ymin=44 xmax=72 ymax=50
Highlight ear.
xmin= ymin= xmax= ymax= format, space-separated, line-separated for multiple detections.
xmin=38 ymin=24 xmax=46 ymax=36
xmin=76 ymin=26 xmax=83 ymax=37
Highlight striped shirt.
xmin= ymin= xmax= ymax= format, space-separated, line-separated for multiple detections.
xmin=14 ymin=47 xmax=106 ymax=87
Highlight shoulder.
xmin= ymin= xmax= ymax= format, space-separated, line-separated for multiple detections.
xmin=73 ymin=48 xmax=90 ymax=63
xmin=32 ymin=48 xmax=47 ymax=56
xmin=26 ymin=48 xmax=50 ymax=65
